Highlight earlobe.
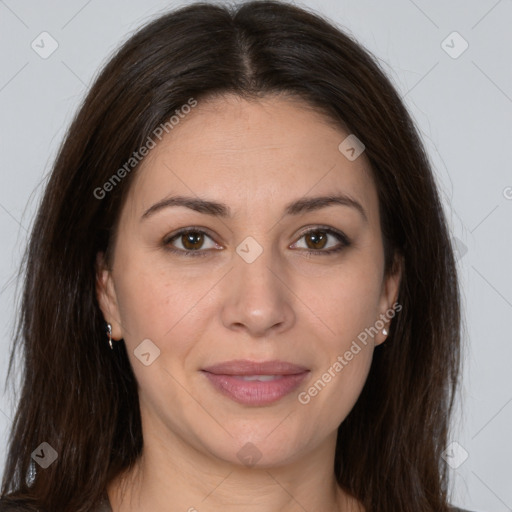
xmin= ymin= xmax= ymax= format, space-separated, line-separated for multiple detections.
xmin=95 ymin=252 xmax=123 ymax=340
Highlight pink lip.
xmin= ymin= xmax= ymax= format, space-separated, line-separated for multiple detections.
xmin=201 ymin=359 xmax=310 ymax=406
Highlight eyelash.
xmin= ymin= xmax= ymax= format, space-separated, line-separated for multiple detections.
xmin=163 ymin=226 xmax=351 ymax=258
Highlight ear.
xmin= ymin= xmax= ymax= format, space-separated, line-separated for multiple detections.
xmin=374 ymin=253 xmax=403 ymax=346
xmin=95 ymin=252 xmax=123 ymax=340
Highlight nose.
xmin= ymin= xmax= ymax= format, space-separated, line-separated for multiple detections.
xmin=220 ymin=245 xmax=296 ymax=338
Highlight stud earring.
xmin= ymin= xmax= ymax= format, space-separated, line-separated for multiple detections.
xmin=107 ymin=323 xmax=113 ymax=350
xmin=382 ymin=327 xmax=388 ymax=336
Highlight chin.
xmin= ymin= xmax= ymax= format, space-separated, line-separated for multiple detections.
xmin=192 ymin=423 xmax=313 ymax=469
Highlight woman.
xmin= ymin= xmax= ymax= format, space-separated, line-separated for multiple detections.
xmin=0 ymin=1 xmax=474 ymax=511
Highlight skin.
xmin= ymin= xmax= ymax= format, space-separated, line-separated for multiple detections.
xmin=96 ymin=93 xmax=401 ymax=512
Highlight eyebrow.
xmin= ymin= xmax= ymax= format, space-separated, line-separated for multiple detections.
xmin=141 ymin=194 xmax=368 ymax=223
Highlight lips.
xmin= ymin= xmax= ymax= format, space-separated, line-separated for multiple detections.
xmin=201 ymin=359 xmax=310 ymax=406
xmin=202 ymin=359 xmax=309 ymax=376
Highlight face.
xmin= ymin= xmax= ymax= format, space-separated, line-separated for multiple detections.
xmin=97 ymin=94 xmax=401 ymax=468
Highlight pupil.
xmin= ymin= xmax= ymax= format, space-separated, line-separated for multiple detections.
xmin=184 ymin=232 xmax=203 ymax=250
xmin=308 ymin=231 xmax=326 ymax=249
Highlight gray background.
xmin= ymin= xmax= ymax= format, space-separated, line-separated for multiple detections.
xmin=1 ymin=0 xmax=511 ymax=510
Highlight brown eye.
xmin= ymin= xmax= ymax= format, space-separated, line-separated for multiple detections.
xmin=292 ymin=227 xmax=350 ymax=255
xmin=164 ymin=228 xmax=219 ymax=257
xmin=180 ymin=231 xmax=205 ymax=250
xmin=304 ymin=230 xmax=329 ymax=250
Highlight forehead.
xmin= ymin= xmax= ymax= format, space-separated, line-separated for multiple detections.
xmin=125 ymin=94 xmax=379 ymax=224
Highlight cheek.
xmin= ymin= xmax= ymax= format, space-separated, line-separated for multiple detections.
xmin=292 ymin=260 xmax=381 ymax=427
xmin=298 ymin=339 xmax=374 ymax=441
xmin=113 ymin=262 xmax=216 ymax=404
xmin=296 ymin=258 xmax=384 ymax=342
xmin=113 ymin=252 xmax=212 ymax=352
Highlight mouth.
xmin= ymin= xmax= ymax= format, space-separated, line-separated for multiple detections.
xmin=201 ymin=359 xmax=310 ymax=406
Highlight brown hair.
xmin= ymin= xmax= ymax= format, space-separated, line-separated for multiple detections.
xmin=1 ymin=1 xmax=461 ymax=511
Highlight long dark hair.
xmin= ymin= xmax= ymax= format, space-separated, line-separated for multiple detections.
xmin=1 ymin=2 xmax=461 ymax=511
